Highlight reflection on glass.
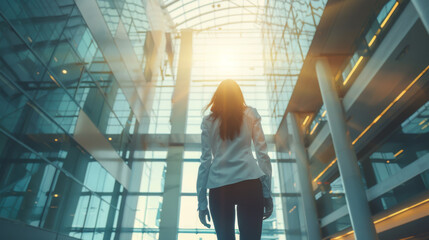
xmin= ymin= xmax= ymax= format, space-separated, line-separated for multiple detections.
xmin=361 ymin=101 xmax=429 ymax=187
xmin=321 ymin=214 xmax=351 ymax=237
xmin=315 ymin=176 xmax=346 ymax=218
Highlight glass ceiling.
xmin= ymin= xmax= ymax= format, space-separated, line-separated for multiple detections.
xmin=164 ymin=0 xmax=266 ymax=31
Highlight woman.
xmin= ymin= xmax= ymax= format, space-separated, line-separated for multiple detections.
xmin=196 ymin=79 xmax=273 ymax=240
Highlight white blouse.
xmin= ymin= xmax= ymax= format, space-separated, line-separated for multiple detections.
xmin=196 ymin=106 xmax=272 ymax=210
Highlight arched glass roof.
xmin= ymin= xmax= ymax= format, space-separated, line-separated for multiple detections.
xmin=163 ymin=0 xmax=326 ymax=33
xmin=163 ymin=0 xmax=267 ymax=31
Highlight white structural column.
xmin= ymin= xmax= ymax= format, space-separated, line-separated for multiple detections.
xmin=412 ymin=0 xmax=429 ymax=33
xmin=315 ymin=58 xmax=378 ymax=240
xmin=287 ymin=113 xmax=322 ymax=240
xmin=159 ymin=29 xmax=193 ymax=240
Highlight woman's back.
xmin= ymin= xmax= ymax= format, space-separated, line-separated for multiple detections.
xmin=202 ymin=106 xmax=268 ymax=189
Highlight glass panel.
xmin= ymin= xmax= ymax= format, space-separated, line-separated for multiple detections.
xmin=179 ymin=196 xmax=202 ymax=229
xmin=133 ymin=196 xmax=163 ymax=229
xmin=369 ymin=170 xmax=429 ymax=215
xmin=182 ymin=162 xmax=199 ymax=193
xmin=0 ymin=143 xmax=56 ymax=227
xmin=132 ymin=232 xmax=159 ymax=240
xmin=178 ymin=233 xmax=219 ymax=240
xmin=321 ymin=214 xmax=351 ymax=237
xmin=315 ymin=176 xmax=347 ymax=218
xmin=361 ymin=101 xmax=429 ymax=188
xmin=139 ymin=162 xmax=167 ymax=192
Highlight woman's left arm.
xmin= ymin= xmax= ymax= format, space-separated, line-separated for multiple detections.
xmin=252 ymin=108 xmax=272 ymax=198
xmin=252 ymin=109 xmax=273 ymax=219
xmin=196 ymin=118 xmax=212 ymax=211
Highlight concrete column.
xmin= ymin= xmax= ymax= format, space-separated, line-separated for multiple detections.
xmin=412 ymin=0 xmax=429 ymax=33
xmin=287 ymin=113 xmax=322 ymax=240
xmin=158 ymin=29 xmax=193 ymax=240
xmin=315 ymin=58 xmax=378 ymax=240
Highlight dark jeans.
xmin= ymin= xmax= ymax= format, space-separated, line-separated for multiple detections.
xmin=209 ymin=178 xmax=264 ymax=240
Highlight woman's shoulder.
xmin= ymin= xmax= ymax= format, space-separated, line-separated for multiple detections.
xmin=244 ymin=106 xmax=259 ymax=118
xmin=202 ymin=113 xmax=215 ymax=125
xmin=202 ymin=113 xmax=213 ymax=121
xmin=244 ymin=105 xmax=256 ymax=112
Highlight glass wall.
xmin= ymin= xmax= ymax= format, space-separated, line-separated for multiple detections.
xmin=0 ymin=0 xmax=144 ymax=239
xmin=129 ymin=151 xmax=167 ymax=240
xmin=360 ymin=98 xmax=429 ymax=215
xmin=263 ymin=0 xmax=327 ymax=129
xmin=314 ymin=89 xmax=429 ymax=238
xmin=96 ymin=0 xmax=149 ymax=63
xmin=275 ymin=151 xmax=307 ymax=240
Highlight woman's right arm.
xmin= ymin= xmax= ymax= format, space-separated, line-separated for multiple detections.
xmin=196 ymin=118 xmax=212 ymax=211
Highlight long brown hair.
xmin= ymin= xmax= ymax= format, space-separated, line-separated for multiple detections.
xmin=204 ymin=80 xmax=247 ymax=141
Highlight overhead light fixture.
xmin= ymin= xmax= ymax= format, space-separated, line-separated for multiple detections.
xmin=380 ymin=1 xmax=399 ymax=29
xmin=302 ymin=115 xmax=310 ymax=126
xmin=343 ymin=56 xmax=364 ymax=85
xmin=310 ymin=122 xmax=319 ymax=135
xmin=399 ymin=236 xmax=415 ymax=240
xmin=313 ymin=158 xmax=337 ymax=183
xmin=62 ymin=69 xmax=68 ymax=74
xmin=108 ymin=137 xmax=112 ymax=141
xmin=394 ymin=149 xmax=404 ymax=158
xmin=49 ymin=74 xmax=60 ymax=87
xmin=368 ymin=35 xmax=377 ymax=47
